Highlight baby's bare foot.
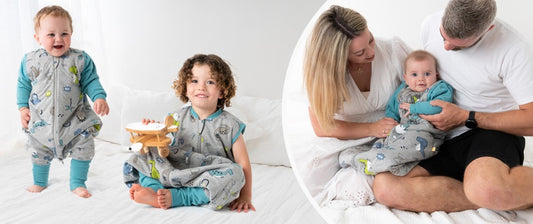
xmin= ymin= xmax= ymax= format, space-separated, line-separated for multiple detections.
xmin=157 ymin=189 xmax=173 ymax=209
xmin=132 ymin=186 xmax=159 ymax=208
xmin=72 ymin=187 xmax=92 ymax=198
xmin=26 ymin=185 xmax=46 ymax=193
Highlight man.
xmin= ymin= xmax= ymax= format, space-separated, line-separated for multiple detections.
xmin=372 ymin=0 xmax=533 ymax=212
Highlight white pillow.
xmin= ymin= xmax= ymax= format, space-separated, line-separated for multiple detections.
xmin=231 ymin=96 xmax=290 ymax=167
xmin=120 ymin=89 xmax=183 ymax=146
xmin=97 ymin=83 xmax=127 ymax=144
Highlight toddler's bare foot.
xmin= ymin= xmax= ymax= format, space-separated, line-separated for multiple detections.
xmin=26 ymin=185 xmax=46 ymax=193
xmin=130 ymin=184 xmax=143 ymax=200
xmin=157 ymin=189 xmax=173 ymax=209
xmin=72 ymin=187 xmax=92 ymax=198
xmin=131 ymin=185 xmax=159 ymax=208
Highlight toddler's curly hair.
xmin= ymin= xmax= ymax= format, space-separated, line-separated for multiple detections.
xmin=172 ymin=54 xmax=236 ymax=109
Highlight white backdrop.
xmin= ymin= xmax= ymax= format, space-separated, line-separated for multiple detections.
xmin=0 ymin=0 xmax=324 ymax=143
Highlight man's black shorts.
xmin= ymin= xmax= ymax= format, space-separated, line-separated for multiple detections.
xmin=418 ymin=129 xmax=525 ymax=181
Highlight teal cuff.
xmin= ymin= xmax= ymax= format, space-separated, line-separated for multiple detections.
xmin=170 ymin=187 xmax=210 ymax=207
xmin=70 ymin=159 xmax=91 ymax=190
xmin=138 ymin=173 xmax=209 ymax=207
xmin=139 ymin=173 xmax=164 ymax=192
xmin=33 ymin=163 xmax=50 ymax=187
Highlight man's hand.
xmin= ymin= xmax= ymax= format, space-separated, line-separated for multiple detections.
xmin=420 ymin=99 xmax=468 ymax=131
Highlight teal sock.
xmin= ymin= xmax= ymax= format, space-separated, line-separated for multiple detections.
xmin=139 ymin=173 xmax=164 ymax=192
xmin=33 ymin=163 xmax=50 ymax=187
xmin=170 ymin=187 xmax=210 ymax=207
xmin=70 ymin=159 xmax=91 ymax=191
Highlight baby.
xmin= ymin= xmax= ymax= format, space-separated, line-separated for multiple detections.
xmin=17 ymin=5 xmax=109 ymax=198
xmin=355 ymin=50 xmax=453 ymax=176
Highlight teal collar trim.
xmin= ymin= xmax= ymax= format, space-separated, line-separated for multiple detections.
xmin=189 ymin=107 xmax=223 ymax=121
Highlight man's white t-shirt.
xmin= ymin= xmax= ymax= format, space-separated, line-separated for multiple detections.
xmin=421 ymin=12 xmax=533 ymax=138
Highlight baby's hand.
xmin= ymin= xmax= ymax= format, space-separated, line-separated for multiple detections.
xmin=399 ymin=103 xmax=411 ymax=117
xmin=20 ymin=107 xmax=31 ymax=129
xmin=93 ymin=98 xmax=110 ymax=116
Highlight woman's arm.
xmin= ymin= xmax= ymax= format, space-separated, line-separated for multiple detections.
xmin=308 ymin=107 xmax=398 ymax=140
xmin=229 ymin=134 xmax=256 ymax=212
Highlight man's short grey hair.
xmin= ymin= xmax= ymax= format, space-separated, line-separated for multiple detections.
xmin=442 ymin=0 xmax=497 ymax=39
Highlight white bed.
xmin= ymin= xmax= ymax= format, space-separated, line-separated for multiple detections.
xmin=282 ymin=0 xmax=533 ymax=223
xmin=0 ymin=85 xmax=325 ymax=224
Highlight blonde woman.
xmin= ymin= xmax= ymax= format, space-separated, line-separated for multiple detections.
xmin=303 ymin=5 xmax=410 ymax=205
xmin=305 ymin=5 xmax=410 ymax=140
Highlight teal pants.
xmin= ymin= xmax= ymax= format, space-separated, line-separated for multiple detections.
xmin=32 ymin=159 xmax=91 ymax=191
xmin=138 ymin=173 xmax=210 ymax=207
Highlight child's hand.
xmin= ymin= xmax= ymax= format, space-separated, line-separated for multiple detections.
xmin=20 ymin=107 xmax=31 ymax=129
xmin=93 ymin=98 xmax=110 ymax=116
xmin=229 ymin=194 xmax=256 ymax=213
xmin=399 ymin=103 xmax=411 ymax=117
xmin=141 ymin=118 xmax=158 ymax=125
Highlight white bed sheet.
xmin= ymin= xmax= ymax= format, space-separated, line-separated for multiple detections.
xmin=0 ymin=138 xmax=325 ymax=224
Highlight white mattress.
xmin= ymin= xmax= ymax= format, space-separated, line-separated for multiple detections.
xmin=0 ymin=138 xmax=324 ymax=224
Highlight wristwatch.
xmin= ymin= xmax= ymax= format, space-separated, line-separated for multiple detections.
xmin=465 ymin=111 xmax=477 ymax=129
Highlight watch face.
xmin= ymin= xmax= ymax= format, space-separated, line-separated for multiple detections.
xmin=465 ymin=120 xmax=477 ymax=128
xmin=465 ymin=111 xmax=477 ymax=129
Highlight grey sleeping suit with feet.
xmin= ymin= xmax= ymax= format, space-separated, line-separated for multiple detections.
xmin=352 ymin=80 xmax=453 ymax=176
xmin=124 ymin=106 xmax=246 ymax=210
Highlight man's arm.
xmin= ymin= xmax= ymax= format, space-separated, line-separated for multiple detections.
xmin=477 ymin=101 xmax=533 ymax=136
xmin=421 ymin=100 xmax=533 ymax=136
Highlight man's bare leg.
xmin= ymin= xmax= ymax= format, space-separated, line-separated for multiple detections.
xmin=464 ymin=157 xmax=533 ymax=210
xmin=373 ymin=166 xmax=479 ymax=212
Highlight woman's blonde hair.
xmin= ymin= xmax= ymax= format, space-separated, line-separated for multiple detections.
xmin=303 ymin=5 xmax=367 ymax=133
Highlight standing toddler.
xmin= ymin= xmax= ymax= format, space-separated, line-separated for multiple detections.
xmin=17 ymin=5 xmax=109 ymax=198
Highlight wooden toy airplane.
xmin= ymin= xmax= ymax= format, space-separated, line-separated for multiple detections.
xmin=125 ymin=115 xmax=178 ymax=158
